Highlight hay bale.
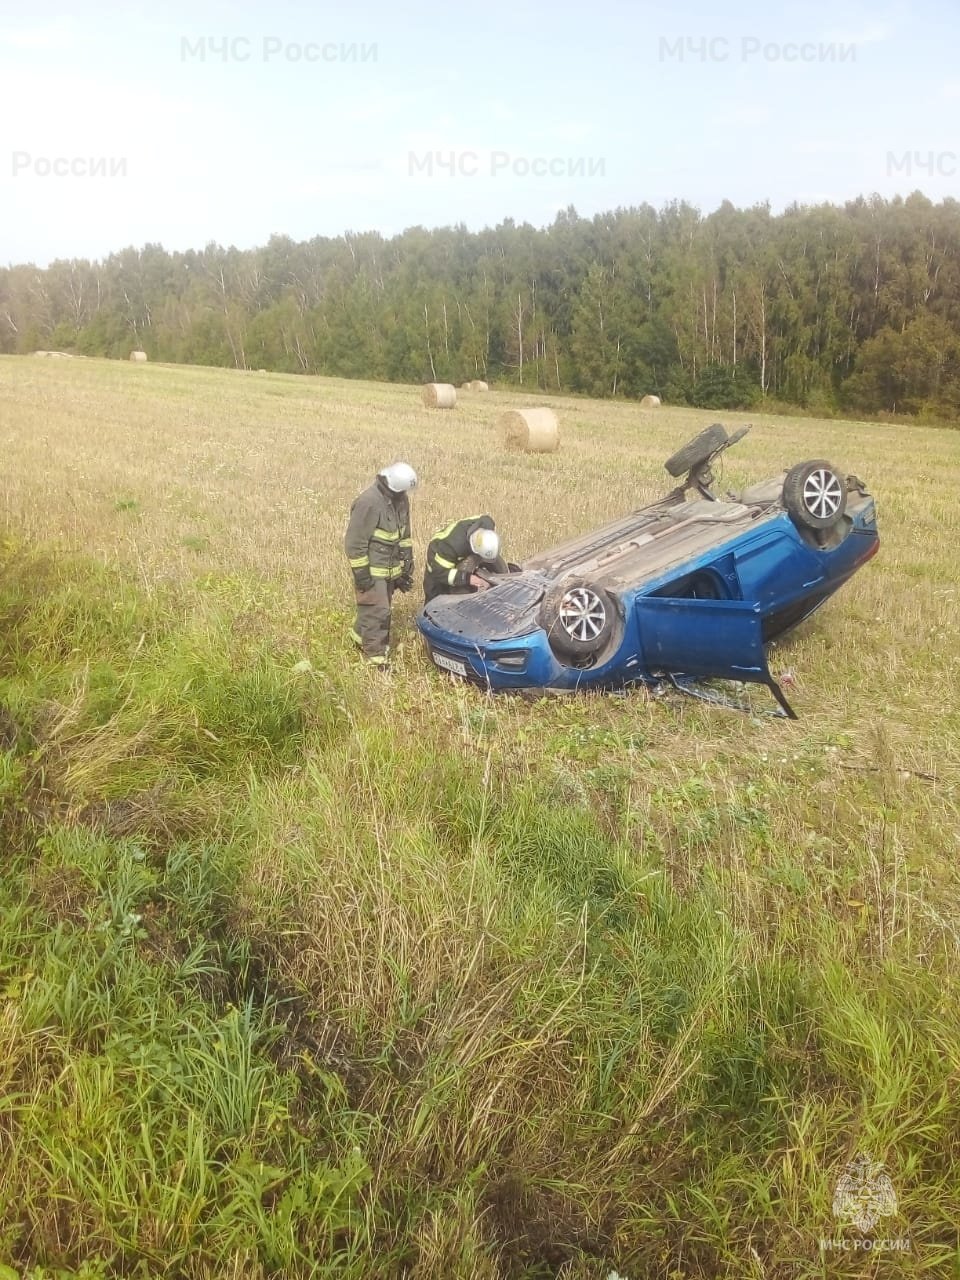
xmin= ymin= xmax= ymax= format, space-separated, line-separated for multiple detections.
xmin=461 ymin=379 xmax=490 ymax=392
xmin=130 ymin=350 xmax=148 ymax=363
xmin=422 ymin=382 xmax=457 ymax=408
xmin=499 ymin=407 xmax=560 ymax=453
xmin=640 ymin=394 xmax=661 ymax=407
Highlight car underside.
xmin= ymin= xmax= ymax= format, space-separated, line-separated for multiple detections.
xmin=416 ymin=424 xmax=879 ymax=714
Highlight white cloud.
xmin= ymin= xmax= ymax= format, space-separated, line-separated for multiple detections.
xmin=791 ymin=137 xmax=861 ymax=157
xmin=294 ymin=172 xmax=390 ymax=198
xmin=488 ymin=100 xmax=516 ymax=124
xmin=0 ymin=18 xmax=76 ymax=50
xmin=822 ymin=19 xmax=894 ymax=45
xmin=710 ymin=105 xmax=771 ymax=129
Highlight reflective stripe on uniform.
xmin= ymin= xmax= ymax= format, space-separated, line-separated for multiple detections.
xmin=447 ymin=568 xmax=458 ymax=585
xmin=432 ymin=552 xmax=456 ymax=569
xmin=389 ymin=564 xmax=404 ymax=578
xmin=432 ymin=516 xmax=483 ymax=542
xmin=370 ymin=566 xmax=391 ymax=578
xmin=349 ymin=628 xmax=363 ymax=646
xmin=398 ymin=538 xmax=413 ymax=548
xmin=349 ymin=555 xmax=370 ymax=568
xmin=372 ymin=527 xmax=400 ymax=542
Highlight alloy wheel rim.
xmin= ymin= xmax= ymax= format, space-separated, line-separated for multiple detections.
xmin=558 ymin=587 xmax=607 ymax=642
xmin=802 ymin=469 xmax=843 ymax=520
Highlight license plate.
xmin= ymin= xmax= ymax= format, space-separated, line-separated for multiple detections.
xmin=432 ymin=650 xmax=469 ymax=677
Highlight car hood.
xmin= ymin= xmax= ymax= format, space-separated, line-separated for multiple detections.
xmin=420 ymin=573 xmax=549 ymax=642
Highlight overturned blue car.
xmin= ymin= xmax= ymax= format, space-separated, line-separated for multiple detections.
xmin=416 ymin=424 xmax=879 ymax=716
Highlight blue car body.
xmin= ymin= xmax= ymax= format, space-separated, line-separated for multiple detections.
xmin=417 ymin=444 xmax=878 ymax=714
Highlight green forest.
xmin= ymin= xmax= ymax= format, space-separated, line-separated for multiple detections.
xmin=4 ymin=192 xmax=960 ymax=420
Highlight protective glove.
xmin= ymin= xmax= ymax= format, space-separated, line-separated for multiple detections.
xmin=394 ymin=573 xmax=413 ymax=593
xmin=352 ymin=567 xmax=375 ymax=593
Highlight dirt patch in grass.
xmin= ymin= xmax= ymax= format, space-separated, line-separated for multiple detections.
xmin=221 ymin=933 xmax=371 ymax=1108
xmin=29 ymin=863 xmax=92 ymax=927
xmin=0 ymin=703 xmax=20 ymax=751
xmin=483 ymin=1171 xmax=614 ymax=1272
xmin=76 ymin=783 xmax=208 ymax=848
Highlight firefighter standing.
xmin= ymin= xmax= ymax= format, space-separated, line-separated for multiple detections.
xmin=423 ymin=515 xmax=507 ymax=603
xmin=345 ymin=462 xmax=417 ymax=665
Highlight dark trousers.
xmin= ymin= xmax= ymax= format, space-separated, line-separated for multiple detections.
xmin=352 ymin=580 xmax=393 ymax=660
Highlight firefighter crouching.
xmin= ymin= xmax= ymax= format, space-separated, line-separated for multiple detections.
xmin=423 ymin=515 xmax=507 ymax=603
xmin=345 ymin=462 xmax=417 ymax=665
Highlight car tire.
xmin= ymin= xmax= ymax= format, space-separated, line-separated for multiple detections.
xmin=540 ymin=577 xmax=616 ymax=661
xmin=664 ymin=423 xmax=729 ymax=477
xmin=783 ymin=459 xmax=847 ymax=529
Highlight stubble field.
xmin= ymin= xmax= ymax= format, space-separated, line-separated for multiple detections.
xmin=0 ymin=355 xmax=958 ymax=1279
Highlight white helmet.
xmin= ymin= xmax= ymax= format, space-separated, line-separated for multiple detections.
xmin=378 ymin=462 xmax=418 ymax=493
xmin=469 ymin=527 xmax=501 ymax=561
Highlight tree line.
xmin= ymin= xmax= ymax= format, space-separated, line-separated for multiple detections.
xmin=4 ymin=192 xmax=960 ymax=420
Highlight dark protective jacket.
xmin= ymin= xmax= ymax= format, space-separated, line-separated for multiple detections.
xmin=344 ymin=478 xmax=413 ymax=588
xmin=423 ymin=514 xmax=498 ymax=602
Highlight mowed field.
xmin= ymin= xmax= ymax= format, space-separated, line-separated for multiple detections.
xmin=1 ymin=355 xmax=959 ymax=1279
xmin=3 ymin=355 xmax=958 ymax=754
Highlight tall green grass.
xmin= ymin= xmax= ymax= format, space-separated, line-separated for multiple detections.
xmin=1 ymin=539 xmax=958 ymax=1278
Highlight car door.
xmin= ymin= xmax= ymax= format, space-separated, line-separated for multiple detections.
xmin=634 ymin=594 xmax=797 ymax=716
xmin=635 ymin=596 xmax=771 ymax=682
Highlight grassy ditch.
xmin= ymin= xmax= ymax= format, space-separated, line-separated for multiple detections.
xmin=0 ymin=539 xmax=958 ymax=1278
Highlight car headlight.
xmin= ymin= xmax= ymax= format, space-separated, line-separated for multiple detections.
xmin=493 ymin=651 xmax=529 ymax=670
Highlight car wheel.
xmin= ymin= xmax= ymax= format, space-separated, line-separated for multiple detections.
xmin=783 ymin=459 xmax=847 ymax=529
xmin=540 ymin=577 xmax=616 ymax=661
xmin=664 ymin=423 xmax=729 ymax=477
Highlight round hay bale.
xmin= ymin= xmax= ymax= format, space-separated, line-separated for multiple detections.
xmin=640 ymin=394 xmax=661 ymax=407
xmin=422 ymin=382 xmax=457 ymax=408
xmin=460 ymin=380 xmax=475 ymax=390
xmin=130 ymin=350 xmax=148 ymax=363
xmin=499 ymin=407 xmax=560 ymax=453
xmin=472 ymin=380 xmax=489 ymax=392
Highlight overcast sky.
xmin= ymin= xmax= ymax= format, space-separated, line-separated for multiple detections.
xmin=1 ymin=0 xmax=957 ymax=266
